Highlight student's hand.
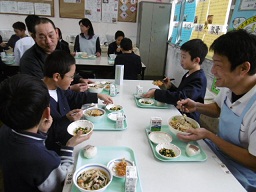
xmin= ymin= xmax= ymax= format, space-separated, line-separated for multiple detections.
xmin=116 ymin=47 xmax=121 ymax=53
xmin=38 ymin=116 xmax=53 ymax=133
xmin=142 ymin=89 xmax=156 ymax=98
xmin=0 ymin=42 xmax=7 ymax=47
xmin=176 ymin=98 xmax=197 ymax=113
xmin=66 ymin=109 xmax=83 ymax=121
xmin=96 ymin=52 xmax=101 ymax=57
xmin=71 ymin=52 xmax=76 ymax=57
xmin=66 ymin=131 xmax=93 ymax=147
xmin=97 ymin=93 xmax=113 ymax=105
xmin=70 ymin=83 xmax=88 ymax=92
xmin=79 ymin=78 xmax=94 ymax=84
xmin=177 ymin=128 xmax=208 ymax=142
xmin=160 ymin=77 xmax=172 ymax=90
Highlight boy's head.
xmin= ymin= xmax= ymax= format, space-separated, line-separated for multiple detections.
xmin=25 ymin=15 xmax=40 ymax=36
xmin=12 ymin=21 xmax=26 ymax=38
xmin=210 ymin=29 xmax=256 ymax=75
xmin=120 ymin=37 xmax=133 ymax=51
xmin=115 ymin=31 xmax=125 ymax=45
xmin=180 ymin=39 xmax=208 ymax=64
xmin=44 ymin=50 xmax=76 ymax=90
xmin=0 ymin=74 xmax=50 ymax=131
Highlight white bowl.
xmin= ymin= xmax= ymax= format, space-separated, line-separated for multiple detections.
xmin=107 ymin=158 xmax=133 ymax=178
xmin=88 ymin=84 xmax=104 ymax=93
xmin=107 ymin=112 xmax=125 ymax=121
xmin=148 ymin=131 xmax=172 ymax=144
xmin=83 ymin=108 xmax=105 ymax=123
xmin=138 ymin=98 xmax=154 ymax=105
xmin=156 ymin=143 xmax=181 ymax=159
xmin=73 ymin=164 xmax=112 ymax=192
xmin=168 ymin=115 xmax=200 ymax=135
xmin=186 ymin=143 xmax=201 ymax=157
xmin=67 ymin=120 xmax=93 ymax=136
xmin=105 ymin=104 xmax=123 ymax=112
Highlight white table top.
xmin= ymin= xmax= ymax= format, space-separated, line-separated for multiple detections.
xmin=75 ymin=55 xmax=146 ymax=68
xmin=68 ymin=80 xmax=246 ymax=192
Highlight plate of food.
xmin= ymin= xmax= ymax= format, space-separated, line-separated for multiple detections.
xmin=138 ymin=98 xmax=154 ymax=105
xmin=106 ymin=104 xmax=123 ymax=112
xmin=155 ymin=143 xmax=181 ymax=159
xmin=168 ymin=115 xmax=200 ymax=135
xmin=107 ymin=158 xmax=133 ymax=178
xmin=67 ymin=120 xmax=94 ymax=136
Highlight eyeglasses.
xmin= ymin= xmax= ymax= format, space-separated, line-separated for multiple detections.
xmin=64 ymin=74 xmax=75 ymax=79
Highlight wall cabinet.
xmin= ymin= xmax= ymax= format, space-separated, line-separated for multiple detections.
xmin=137 ymin=2 xmax=172 ymax=78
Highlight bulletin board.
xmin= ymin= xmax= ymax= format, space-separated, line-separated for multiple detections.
xmin=118 ymin=0 xmax=138 ymax=23
xmin=0 ymin=0 xmax=54 ymax=16
xmin=59 ymin=0 xmax=85 ymax=19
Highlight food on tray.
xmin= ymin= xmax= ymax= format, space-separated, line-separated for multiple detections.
xmin=141 ymin=100 xmax=153 ymax=104
xmin=109 ymin=106 xmax=122 ymax=111
xmin=159 ymin=148 xmax=176 ymax=157
xmin=114 ymin=158 xmax=127 ymax=177
xmin=80 ymin=52 xmax=88 ymax=58
xmin=186 ymin=144 xmax=200 ymax=157
xmin=83 ymin=145 xmax=97 ymax=159
xmin=74 ymin=127 xmax=91 ymax=135
xmin=85 ymin=109 xmax=104 ymax=116
xmin=169 ymin=115 xmax=197 ymax=132
xmin=104 ymin=84 xmax=110 ymax=90
xmin=77 ymin=169 xmax=109 ymax=190
xmin=153 ymin=80 xmax=164 ymax=86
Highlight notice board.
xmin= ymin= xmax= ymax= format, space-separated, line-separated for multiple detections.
xmin=0 ymin=0 xmax=54 ymax=16
xmin=118 ymin=0 xmax=137 ymax=23
xmin=59 ymin=0 xmax=85 ymax=19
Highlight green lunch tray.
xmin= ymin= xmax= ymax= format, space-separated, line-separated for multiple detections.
xmin=146 ymin=125 xmax=207 ymax=162
xmin=133 ymin=94 xmax=171 ymax=109
xmin=71 ymin=146 xmax=143 ymax=192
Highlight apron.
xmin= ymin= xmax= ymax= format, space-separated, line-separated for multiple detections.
xmin=206 ymin=93 xmax=256 ymax=192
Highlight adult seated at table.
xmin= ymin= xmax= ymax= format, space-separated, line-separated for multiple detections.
xmin=19 ymin=17 xmax=91 ymax=92
xmin=114 ymin=38 xmax=142 ymax=80
xmin=177 ymin=29 xmax=256 ymax=192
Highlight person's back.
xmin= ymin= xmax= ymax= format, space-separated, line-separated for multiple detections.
xmin=114 ymin=38 xmax=142 ymax=80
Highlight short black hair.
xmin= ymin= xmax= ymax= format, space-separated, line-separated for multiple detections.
xmin=120 ymin=37 xmax=132 ymax=51
xmin=0 ymin=74 xmax=50 ymax=131
xmin=180 ymin=39 xmax=208 ymax=64
xmin=210 ymin=29 xmax=256 ymax=75
xmin=25 ymin=15 xmax=40 ymax=34
xmin=56 ymin=27 xmax=62 ymax=39
xmin=44 ymin=50 xmax=75 ymax=78
xmin=35 ymin=17 xmax=56 ymax=33
xmin=115 ymin=30 xmax=125 ymax=40
xmin=79 ymin=18 xmax=94 ymax=39
xmin=12 ymin=21 xmax=26 ymax=31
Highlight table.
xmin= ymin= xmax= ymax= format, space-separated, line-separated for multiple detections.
xmin=75 ymin=56 xmax=146 ymax=80
xmin=65 ymin=80 xmax=246 ymax=192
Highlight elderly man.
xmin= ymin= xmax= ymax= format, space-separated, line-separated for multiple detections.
xmin=177 ymin=29 xmax=256 ymax=191
xmin=20 ymin=17 xmax=90 ymax=92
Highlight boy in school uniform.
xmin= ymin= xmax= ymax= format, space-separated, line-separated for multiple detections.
xmin=114 ymin=37 xmax=142 ymax=80
xmin=43 ymin=50 xmax=113 ymax=153
xmin=0 ymin=74 xmax=92 ymax=192
xmin=143 ymin=39 xmax=208 ymax=122
xmin=108 ymin=30 xmax=125 ymax=56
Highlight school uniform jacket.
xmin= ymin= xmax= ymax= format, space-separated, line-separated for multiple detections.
xmin=154 ymin=69 xmax=207 ymax=122
xmin=45 ymin=88 xmax=97 ymax=153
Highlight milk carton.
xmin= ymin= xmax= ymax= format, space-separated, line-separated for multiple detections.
xmin=115 ymin=65 xmax=124 ymax=85
xmin=116 ymin=112 xmax=124 ymax=129
xmin=150 ymin=117 xmax=162 ymax=131
xmin=109 ymin=84 xmax=117 ymax=97
xmin=136 ymin=85 xmax=143 ymax=96
xmin=125 ymin=165 xmax=137 ymax=192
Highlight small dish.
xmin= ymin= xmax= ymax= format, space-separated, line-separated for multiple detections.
xmin=107 ymin=158 xmax=133 ymax=178
xmin=148 ymin=131 xmax=172 ymax=144
xmin=88 ymin=55 xmax=96 ymax=59
xmin=67 ymin=120 xmax=94 ymax=136
xmin=138 ymin=98 xmax=154 ymax=105
xmin=107 ymin=112 xmax=125 ymax=121
xmin=186 ymin=143 xmax=201 ymax=157
xmin=106 ymin=104 xmax=123 ymax=112
xmin=156 ymin=143 xmax=181 ymax=159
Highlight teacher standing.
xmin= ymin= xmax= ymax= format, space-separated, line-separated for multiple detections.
xmin=74 ymin=18 xmax=101 ymax=57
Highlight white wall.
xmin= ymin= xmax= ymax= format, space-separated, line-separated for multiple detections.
xmin=0 ymin=0 xmax=171 ymax=44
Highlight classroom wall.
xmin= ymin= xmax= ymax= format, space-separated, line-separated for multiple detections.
xmin=0 ymin=0 xmax=171 ymax=45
